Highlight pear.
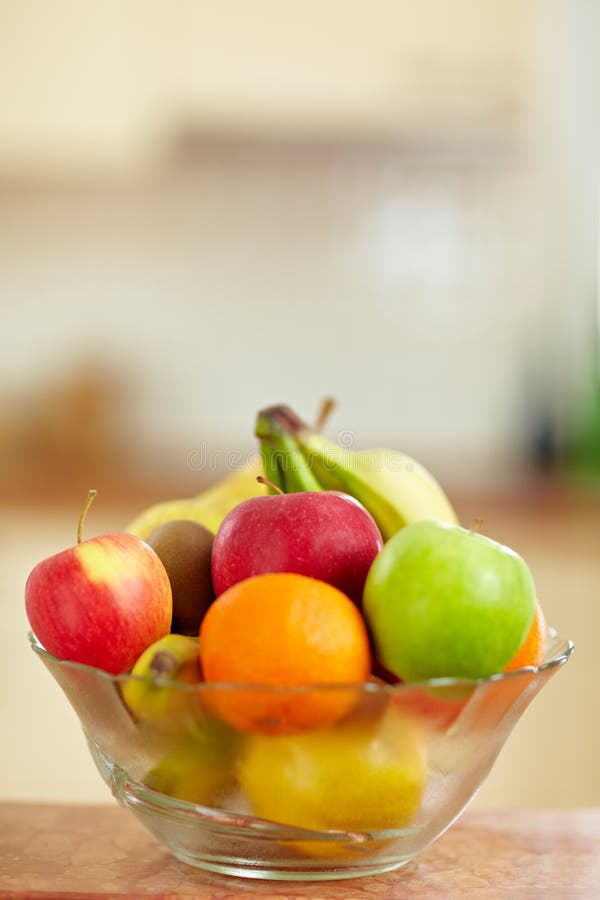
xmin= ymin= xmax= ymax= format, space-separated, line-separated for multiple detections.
xmin=145 ymin=520 xmax=215 ymax=635
xmin=121 ymin=634 xmax=203 ymax=735
xmin=125 ymin=461 xmax=265 ymax=540
xmin=126 ymin=400 xmax=338 ymax=540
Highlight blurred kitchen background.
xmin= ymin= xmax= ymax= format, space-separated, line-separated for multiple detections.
xmin=1 ymin=1 xmax=599 ymax=810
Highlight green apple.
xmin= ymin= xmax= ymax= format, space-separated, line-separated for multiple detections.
xmin=237 ymin=704 xmax=426 ymax=833
xmin=363 ymin=521 xmax=536 ymax=681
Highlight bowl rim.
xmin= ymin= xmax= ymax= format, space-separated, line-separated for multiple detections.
xmin=27 ymin=628 xmax=574 ymax=694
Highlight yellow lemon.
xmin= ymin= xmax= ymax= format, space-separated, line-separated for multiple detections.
xmin=238 ymin=703 xmax=426 ymax=836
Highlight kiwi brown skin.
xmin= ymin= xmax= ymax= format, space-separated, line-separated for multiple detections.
xmin=145 ymin=519 xmax=215 ymax=635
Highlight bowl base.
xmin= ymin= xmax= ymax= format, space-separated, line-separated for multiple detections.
xmin=86 ymin=736 xmax=420 ymax=881
xmin=171 ymin=847 xmax=412 ymax=880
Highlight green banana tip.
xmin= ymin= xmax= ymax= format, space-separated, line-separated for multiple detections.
xmin=255 ymin=405 xmax=307 ymax=439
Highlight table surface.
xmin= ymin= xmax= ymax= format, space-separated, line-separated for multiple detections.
xmin=1 ymin=804 xmax=599 ymax=899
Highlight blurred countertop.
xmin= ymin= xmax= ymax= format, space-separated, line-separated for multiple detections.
xmin=2 ymin=804 xmax=599 ymax=898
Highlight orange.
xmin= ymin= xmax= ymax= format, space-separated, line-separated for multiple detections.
xmin=199 ymin=573 xmax=371 ymax=734
xmin=505 ymin=598 xmax=548 ymax=671
xmin=451 ymin=601 xmax=548 ymax=734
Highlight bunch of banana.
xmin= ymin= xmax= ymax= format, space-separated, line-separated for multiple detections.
xmin=255 ymin=405 xmax=457 ymax=541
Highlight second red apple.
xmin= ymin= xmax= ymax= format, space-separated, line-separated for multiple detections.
xmin=211 ymin=490 xmax=383 ymax=605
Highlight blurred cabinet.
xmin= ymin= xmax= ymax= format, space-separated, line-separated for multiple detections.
xmin=0 ymin=0 xmax=534 ymax=175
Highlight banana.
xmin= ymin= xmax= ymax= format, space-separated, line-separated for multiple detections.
xmin=125 ymin=457 xmax=265 ymax=540
xmin=255 ymin=405 xmax=457 ymax=541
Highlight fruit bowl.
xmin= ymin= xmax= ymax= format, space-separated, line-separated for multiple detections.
xmin=29 ymin=628 xmax=573 ymax=881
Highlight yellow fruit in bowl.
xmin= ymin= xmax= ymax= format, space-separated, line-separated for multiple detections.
xmin=237 ymin=703 xmax=426 ymax=836
xmin=120 ymin=634 xmax=202 ymax=735
xmin=143 ymin=719 xmax=239 ymax=807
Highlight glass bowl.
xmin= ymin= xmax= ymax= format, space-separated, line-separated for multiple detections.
xmin=29 ymin=629 xmax=572 ymax=881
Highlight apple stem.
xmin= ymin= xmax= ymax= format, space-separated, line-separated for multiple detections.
xmin=470 ymin=518 xmax=484 ymax=535
xmin=77 ymin=489 xmax=98 ymax=544
xmin=257 ymin=475 xmax=284 ymax=495
xmin=315 ymin=396 xmax=336 ymax=431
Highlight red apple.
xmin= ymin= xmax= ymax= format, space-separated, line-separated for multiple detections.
xmin=26 ymin=531 xmax=172 ymax=675
xmin=211 ymin=490 xmax=383 ymax=605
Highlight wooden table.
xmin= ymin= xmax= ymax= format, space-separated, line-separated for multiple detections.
xmin=1 ymin=804 xmax=598 ymax=899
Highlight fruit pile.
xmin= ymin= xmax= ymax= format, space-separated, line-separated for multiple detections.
xmin=25 ymin=402 xmax=547 ymax=833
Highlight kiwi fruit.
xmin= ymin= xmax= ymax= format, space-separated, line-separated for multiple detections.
xmin=146 ymin=519 xmax=215 ymax=635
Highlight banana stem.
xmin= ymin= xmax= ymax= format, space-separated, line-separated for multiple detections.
xmin=314 ymin=397 xmax=336 ymax=431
